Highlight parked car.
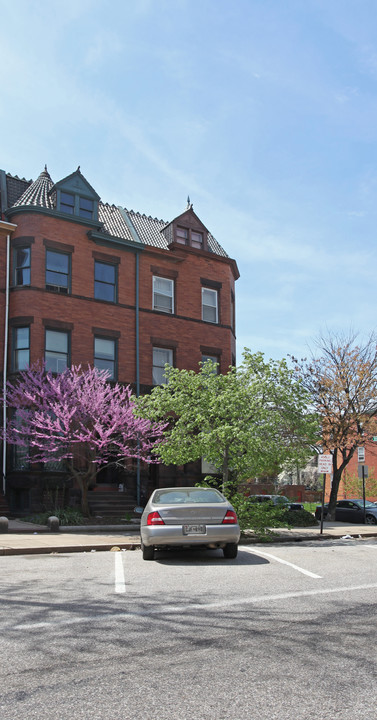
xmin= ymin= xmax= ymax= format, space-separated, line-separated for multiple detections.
xmin=140 ymin=486 xmax=240 ymax=561
xmin=247 ymin=494 xmax=304 ymax=511
xmin=315 ymin=499 xmax=377 ymax=524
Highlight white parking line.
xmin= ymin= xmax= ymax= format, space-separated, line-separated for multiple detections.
xmin=114 ymin=552 xmax=126 ymax=593
xmin=242 ymin=547 xmax=322 ymax=578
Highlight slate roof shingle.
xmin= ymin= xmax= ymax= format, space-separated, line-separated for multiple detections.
xmin=3 ymin=168 xmax=228 ymax=258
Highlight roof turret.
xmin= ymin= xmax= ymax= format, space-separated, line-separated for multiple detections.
xmin=13 ymin=166 xmax=54 ymax=209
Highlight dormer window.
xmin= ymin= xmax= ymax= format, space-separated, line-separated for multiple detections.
xmin=175 ymin=227 xmax=204 ymax=249
xmin=54 ymin=169 xmax=99 ymax=222
xmin=59 ymin=192 xmax=95 ymax=219
xmin=60 ymin=192 xmax=74 ymax=215
xmin=191 ymin=231 xmax=203 ymax=249
xmin=170 ymin=206 xmax=209 ymax=252
xmin=176 ymin=227 xmax=188 ymax=244
xmin=79 ymin=197 xmax=94 ymax=219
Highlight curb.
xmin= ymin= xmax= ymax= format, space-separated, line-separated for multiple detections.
xmin=0 ymin=542 xmax=140 ymax=556
xmin=2 ymin=531 xmax=376 ymax=556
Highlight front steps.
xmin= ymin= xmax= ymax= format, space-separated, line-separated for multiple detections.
xmin=88 ymin=490 xmax=137 ymax=518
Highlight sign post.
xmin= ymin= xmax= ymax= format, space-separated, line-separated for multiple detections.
xmin=318 ymin=455 xmax=333 ymax=535
xmin=357 ymin=447 xmax=367 ymax=523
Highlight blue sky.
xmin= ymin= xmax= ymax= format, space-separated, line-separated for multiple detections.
xmin=2 ymin=0 xmax=377 ymax=362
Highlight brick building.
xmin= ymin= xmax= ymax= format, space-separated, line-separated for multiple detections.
xmin=0 ymin=166 xmax=239 ymax=515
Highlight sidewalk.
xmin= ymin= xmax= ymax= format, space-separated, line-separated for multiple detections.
xmin=1 ymin=518 xmax=376 ymax=556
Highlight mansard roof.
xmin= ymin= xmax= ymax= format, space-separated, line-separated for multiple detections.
xmin=1 ymin=167 xmax=229 ymax=259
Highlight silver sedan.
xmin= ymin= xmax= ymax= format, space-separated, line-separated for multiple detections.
xmin=140 ymin=486 xmax=240 ymax=560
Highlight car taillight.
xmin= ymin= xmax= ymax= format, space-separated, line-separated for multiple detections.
xmin=222 ymin=510 xmax=238 ymax=524
xmin=147 ymin=511 xmax=165 ymax=526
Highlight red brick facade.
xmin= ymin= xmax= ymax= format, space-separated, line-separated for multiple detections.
xmin=0 ymin=168 xmax=239 ymax=513
xmin=322 ymin=442 xmax=377 ymax=503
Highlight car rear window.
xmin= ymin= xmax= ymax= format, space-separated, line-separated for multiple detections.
xmin=153 ymin=488 xmax=225 ymax=504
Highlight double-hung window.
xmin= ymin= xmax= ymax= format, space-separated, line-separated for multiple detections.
xmin=45 ymin=329 xmax=69 ymax=373
xmin=94 ymin=261 xmax=117 ymax=302
xmin=202 ymin=288 xmax=218 ymax=323
xmin=153 ymin=347 xmax=173 ymax=385
xmin=175 ymin=227 xmax=203 ymax=249
xmin=94 ymin=337 xmax=116 ymax=380
xmin=191 ymin=231 xmax=203 ymax=249
xmin=13 ymin=327 xmax=30 ymax=371
xmin=153 ymin=276 xmax=174 ymax=313
xmin=14 ymin=247 xmax=31 ymax=286
xmin=46 ymin=250 xmax=70 ymax=293
xmin=60 ymin=191 xmax=75 ymax=214
xmin=201 ymin=354 xmax=219 ymax=373
xmin=79 ymin=197 xmax=94 ymax=219
xmin=176 ymin=227 xmax=188 ymax=245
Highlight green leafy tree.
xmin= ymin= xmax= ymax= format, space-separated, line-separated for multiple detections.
xmin=137 ymin=349 xmax=319 ymax=487
xmin=198 ymin=476 xmax=290 ymax=536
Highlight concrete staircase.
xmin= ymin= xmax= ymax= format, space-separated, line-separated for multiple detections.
xmin=88 ymin=490 xmax=136 ymax=518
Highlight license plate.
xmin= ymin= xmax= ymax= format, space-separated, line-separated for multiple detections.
xmin=183 ymin=524 xmax=206 ymax=535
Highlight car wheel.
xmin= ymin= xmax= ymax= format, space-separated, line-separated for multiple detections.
xmin=365 ymin=515 xmax=377 ymax=525
xmin=142 ymin=543 xmax=155 ymax=560
xmin=223 ymin=543 xmax=238 ymax=559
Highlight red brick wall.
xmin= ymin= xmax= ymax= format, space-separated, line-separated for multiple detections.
xmin=3 ymin=211 xmax=237 ymax=386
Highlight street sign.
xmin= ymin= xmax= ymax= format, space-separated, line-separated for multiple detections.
xmin=358 ymin=465 xmax=369 ymax=478
xmin=318 ymin=455 xmax=332 ymax=473
xmin=357 ymin=447 xmax=365 ymax=463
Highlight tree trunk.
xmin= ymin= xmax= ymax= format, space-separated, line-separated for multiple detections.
xmin=67 ymin=460 xmax=96 ymax=517
xmin=327 ymin=467 xmax=342 ymax=521
xmin=326 ymin=447 xmax=356 ymax=520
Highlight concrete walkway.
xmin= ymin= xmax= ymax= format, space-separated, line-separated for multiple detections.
xmin=0 ymin=518 xmax=376 ymax=555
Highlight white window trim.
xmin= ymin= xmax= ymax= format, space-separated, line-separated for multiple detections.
xmin=152 ymin=347 xmax=173 ymax=385
xmin=153 ymin=276 xmax=174 ymax=314
xmin=202 ymin=287 xmax=218 ymax=323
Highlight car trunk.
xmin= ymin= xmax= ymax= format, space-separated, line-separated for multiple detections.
xmin=156 ymin=504 xmax=227 ymax=525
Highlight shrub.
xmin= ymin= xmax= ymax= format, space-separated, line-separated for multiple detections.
xmin=24 ymin=508 xmax=85 ymax=526
xmin=196 ymin=478 xmax=289 ymax=537
xmin=282 ymin=508 xmax=318 ymax=527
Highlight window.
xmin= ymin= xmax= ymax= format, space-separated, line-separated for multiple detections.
xmin=12 ymin=444 xmax=30 ymax=471
xmin=60 ymin=191 xmax=75 ymax=215
xmin=153 ymin=347 xmax=173 ymax=385
xmin=191 ymin=231 xmax=203 ymax=249
xmin=44 ymin=458 xmax=65 ymax=471
xmin=176 ymin=227 xmax=188 ymax=244
xmin=79 ymin=197 xmax=94 ymax=219
xmin=153 ymin=277 xmax=174 ymax=313
xmin=202 ymin=288 xmax=218 ymax=323
xmin=13 ymin=327 xmax=30 ymax=371
xmin=201 ymin=354 xmax=219 ymax=373
xmin=230 ymin=291 xmax=235 ymax=332
xmin=94 ymin=337 xmax=116 ymax=380
xmin=175 ymin=227 xmax=203 ymax=249
xmin=14 ymin=247 xmax=31 ymax=286
xmin=46 ymin=250 xmax=70 ymax=293
xmin=94 ymin=261 xmax=116 ymax=302
xmin=45 ymin=329 xmax=69 ymax=373
xmin=10 ymin=410 xmax=30 ymax=470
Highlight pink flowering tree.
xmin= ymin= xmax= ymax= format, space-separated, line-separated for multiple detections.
xmin=4 ymin=364 xmax=166 ymax=516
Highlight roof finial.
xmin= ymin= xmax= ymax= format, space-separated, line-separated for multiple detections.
xmin=77 ymin=165 xmax=81 ymax=172
xmin=44 ymin=164 xmax=48 ymax=172
xmin=186 ymin=195 xmax=193 ymax=209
